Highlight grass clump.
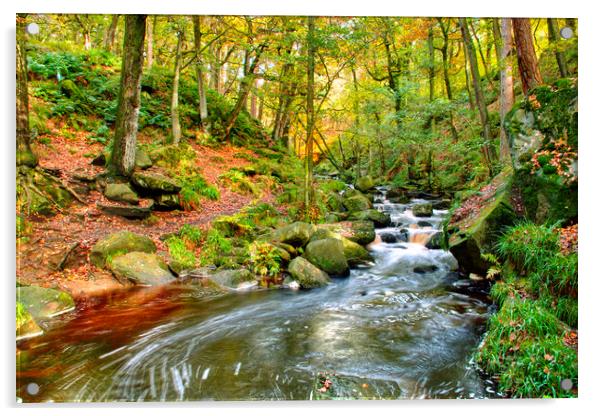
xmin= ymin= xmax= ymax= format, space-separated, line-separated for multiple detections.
xmin=166 ymin=236 xmax=197 ymax=272
xmin=219 ymin=169 xmax=260 ymax=197
xmin=248 ymin=241 xmax=281 ymax=285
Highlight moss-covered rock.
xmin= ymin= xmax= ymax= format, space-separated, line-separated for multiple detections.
xmin=448 ymin=177 xmax=517 ymax=274
xmin=304 ymin=238 xmax=350 ymax=276
xmin=318 ymin=221 xmax=376 ymax=246
xmin=131 ymin=171 xmax=181 ymax=194
xmin=287 ymin=257 xmax=331 ymax=289
xmin=208 ymin=268 xmax=255 ymax=289
xmin=309 ymin=228 xmax=372 ymax=265
xmin=342 ymin=194 xmax=372 ymax=212
xmin=104 ymin=183 xmax=139 ymax=204
xmin=348 ymin=209 xmax=391 ymax=227
xmin=326 ymin=192 xmax=345 ymax=212
xmin=135 ymin=149 xmax=153 ymax=170
xmin=271 ymin=221 xmax=316 ymax=247
xmin=355 ymin=176 xmax=375 ymax=193
xmin=16 ymin=301 xmax=43 ymax=341
xmin=109 ymin=252 xmax=175 ymax=286
xmin=153 ymin=193 xmax=182 ymax=211
xmin=90 ymin=231 xmax=157 ymax=267
xmin=16 ymin=286 xmax=75 ymax=320
xmin=412 ymin=203 xmax=433 ymax=217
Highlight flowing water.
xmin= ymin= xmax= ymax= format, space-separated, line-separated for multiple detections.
xmin=17 ymin=187 xmax=499 ymax=402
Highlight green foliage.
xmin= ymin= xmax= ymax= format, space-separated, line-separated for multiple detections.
xmin=166 ymin=236 xmax=197 ymax=271
xmin=198 ymin=228 xmax=233 ymax=266
xmin=178 ymin=224 xmax=203 ymax=246
xmin=248 ymin=241 xmax=281 ymax=278
xmin=475 ymin=298 xmax=577 ymax=398
xmin=219 ymin=170 xmax=259 ymax=196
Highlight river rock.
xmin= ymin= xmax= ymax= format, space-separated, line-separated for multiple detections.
xmin=135 ymin=149 xmax=153 ymax=170
xmin=109 ymin=252 xmax=175 ymax=286
xmin=131 ymin=171 xmax=181 ymax=194
xmin=413 ymin=265 xmax=438 ymax=274
xmin=417 ymin=221 xmax=433 ymax=227
xmin=208 ymin=268 xmax=256 ymax=289
xmin=426 ymin=231 xmax=444 ymax=249
xmin=287 ymin=257 xmax=331 ymax=289
xmin=90 ymin=230 xmax=157 ymax=267
xmin=318 ymin=221 xmax=376 ymax=246
xmin=343 ymin=194 xmax=372 ymax=212
xmin=412 ymin=203 xmax=433 ymax=217
xmin=348 ymin=209 xmax=391 ymax=227
xmin=432 ymin=199 xmax=452 ymax=210
xmin=16 ymin=286 xmax=75 ymax=320
xmin=104 ymin=183 xmax=139 ymax=204
xmin=304 ymin=238 xmax=350 ymax=276
xmin=355 ymin=176 xmax=375 ymax=193
xmin=271 ymin=221 xmax=316 ymax=247
xmin=16 ymin=301 xmax=43 ymax=341
xmin=398 ymin=228 xmax=409 ymax=242
xmin=309 ymin=228 xmax=372 ymax=265
xmin=380 ymin=232 xmax=397 ymax=243
xmin=153 ymin=193 xmax=182 ymax=210
xmin=326 ymin=192 xmax=345 ymax=212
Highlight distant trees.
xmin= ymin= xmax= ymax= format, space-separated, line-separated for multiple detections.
xmin=110 ymin=15 xmax=147 ymax=177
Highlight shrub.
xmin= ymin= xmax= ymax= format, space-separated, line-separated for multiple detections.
xmin=166 ymin=236 xmax=197 ymax=271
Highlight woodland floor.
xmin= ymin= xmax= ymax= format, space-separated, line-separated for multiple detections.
xmin=17 ymin=128 xmax=277 ymax=299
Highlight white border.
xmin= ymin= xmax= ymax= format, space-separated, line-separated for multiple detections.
xmin=2 ymin=1 xmax=601 ymax=416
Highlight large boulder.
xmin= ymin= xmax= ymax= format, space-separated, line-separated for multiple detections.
xmin=348 ymin=209 xmax=391 ymax=227
xmin=109 ymin=252 xmax=175 ymax=286
xmin=326 ymin=192 xmax=345 ymax=212
xmin=412 ymin=203 xmax=433 ymax=217
xmin=208 ymin=268 xmax=256 ymax=289
xmin=153 ymin=193 xmax=182 ymax=211
xmin=270 ymin=222 xmax=316 ymax=247
xmin=448 ymin=173 xmax=517 ymax=274
xmin=97 ymin=201 xmax=153 ymax=219
xmin=90 ymin=231 xmax=156 ymax=267
xmin=343 ymin=194 xmax=372 ymax=213
xmin=16 ymin=286 xmax=75 ymax=319
xmin=309 ymin=228 xmax=372 ymax=265
xmin=131 ymin=171 xmax=181 ymax=194
xmin=318 ymin=221 xmax=376 ymax=246
xmin=287 ymin=257 xmax=331 ymax=289
xmin=104 ymin=183 xmax=139 ymax=204
xmin=304 ymin=238 xmax=350 ymax=276
xmin=355 ymin=176 xmax=375 ymax=193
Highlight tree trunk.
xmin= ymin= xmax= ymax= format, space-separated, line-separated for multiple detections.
xmin=499 ymin=18 xmax=514 ymax=162
xmin=547 ymin=18 xmax=569 ymax=78
xmin=104 ymin=15 xmax=120 ymax=52
xmin=223 ymin=45 xmax=266 ymax=142
xmin=462 ymin=41 xmax=475 ymax=111
xmin=427 ymin=26 xmax=435 ymax=102
xmin=436 ymin=18 xmax=459 ymax=141
xmin=110 ymin=15 xmax=146 ymax=177
xmin=193 ymin=16 xmax=208 ymax=130
xmin=512 ymin=18 xmax=543 ymax=95
xmin=146 ymin=16 xmax=154 ymax=69
xmin=460 ymin=17 xmax=495 ymax=173
xmin=170 ymin=30 xmax=183 ymax=144
xmin=304 ymin=16 xmax=316 ymax=221
xmin=16 ymin=14 xmax=37 ymax=167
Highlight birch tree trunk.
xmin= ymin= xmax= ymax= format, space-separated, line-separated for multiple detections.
xmin=304 ymin=16 xmax=316 ymax=221
xmin=110 ymin=15 xmax=146 ymax=177
xmin=193 ymin=16 xmax=208 ymax=130
xmin=499 ymin=18 xmax=514 ymax=162
xmin=146 ymin=17 xmax=154 ymax=69
xmin=170 ymin=29 xmax=183 ymax=144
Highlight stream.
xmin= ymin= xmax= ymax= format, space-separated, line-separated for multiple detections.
xmin=17 ymin=187 xmax=499 ymax=401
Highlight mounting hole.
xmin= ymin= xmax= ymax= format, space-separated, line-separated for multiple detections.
xmin=26 ymin=23 xmax=39 ymax=35
xmin=26 ymin=382 xmax=39 ymax=396
xmin=560 ymin=378 xmax=573 ymax=391
xmin=560 ymin=27 xmax=574 ymax=39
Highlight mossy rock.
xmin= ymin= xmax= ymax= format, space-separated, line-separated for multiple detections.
xmin=212 ymin=216 xmax=253 ymax=238
xmin=355 ymin=176 xmax=375 ymax=193
xmin=318 ymin=221 xmax=376 ymax=246
xmin=16 ymin=167 xmax=73 ymax=215
xmin=448 ymin=175 xmax=517 ymax=274
xmin=135 ymin=149 xmax=153 ymax=170
xmin=287 ymin=257 xmax=331 ymax=289
xmin=326 ymin=192 xmax=345 ymax=212
xmin=90 ymin=231 xmax=157 ymax=267
xmin=208 ymin=268 xmax=256 ymax=289
xmin=104 ymin=183 xmax=139 ymax=204
xmin=309 ymin=228 xmax=372 ymax=265
xmin=348 ymin=209 xmax=391 ymax=227
xmin=342 ymin=194 xmax=372 ymax=213
xmin=109 ymin=252 xmax=175 ymax=286
xmin=270 ymin=221 xmax=316 ymax=247
xmin=17 ymin=286 xmax=75 ymax=320
xmin=16 ymin=301 xmax=43 ymax=341
xmin=412 ymin=203 xmax=433 ymax=217
xmin=304 ymin=238 xmax=350 ymax=276
xmin=131 ymin=171 xmax=181 ymax=194
xmin=153 ymin=193 xmax=182 ymax=211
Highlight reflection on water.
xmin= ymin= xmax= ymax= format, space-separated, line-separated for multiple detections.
xmin=17 ymin=189 xmax=498 ymax=401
